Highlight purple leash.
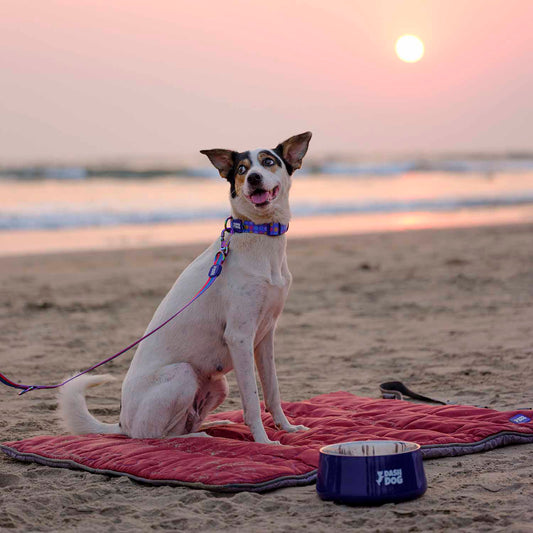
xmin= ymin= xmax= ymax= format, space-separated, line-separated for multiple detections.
xmin=0 ymin=218 xmax=234 ymax=396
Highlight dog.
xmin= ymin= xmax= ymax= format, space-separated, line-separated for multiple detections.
xmin=58 ymin=132 xmax=312 ymax=445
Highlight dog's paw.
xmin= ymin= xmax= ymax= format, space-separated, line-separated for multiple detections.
xmin=256 ymin=437 xmax=282 ymax=445
xmin=282 ymin=424 xmax=310 ymax=433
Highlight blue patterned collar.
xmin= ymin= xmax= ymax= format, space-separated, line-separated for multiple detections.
xmin=230 ymin=218 xmax=289 ymax=236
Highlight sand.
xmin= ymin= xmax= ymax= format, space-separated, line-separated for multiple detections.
xmin=0 ymin=223 xmax=532 ymax=532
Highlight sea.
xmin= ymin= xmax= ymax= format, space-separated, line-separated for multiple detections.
xmin=2 ymin=155 xmax=533 ymax=256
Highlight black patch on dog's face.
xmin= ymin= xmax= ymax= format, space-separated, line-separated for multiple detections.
xmin=258 ymin=150 xmax=283 ymax=170
xmin=226 ymin=151 xmax=251 ymax=198
xmin=273 ymin=144 xmax=294 ymax=175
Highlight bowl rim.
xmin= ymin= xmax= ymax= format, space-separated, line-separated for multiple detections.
xmin=319 ymin=439 xmax=421 ymax=457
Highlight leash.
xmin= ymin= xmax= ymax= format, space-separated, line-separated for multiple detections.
xmin=380 ymin=381 xmax=449 ymax=405
xmin=379 ymin=381 xmax=493 ymax=409
xmin=1 ymin=216 xmax=286 ymax=396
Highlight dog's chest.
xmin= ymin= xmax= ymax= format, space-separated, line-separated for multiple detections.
xmin=253 ymin=268 xmax=291 ymax=334
xmin=261 ymin=273 xmax=290 ymax=313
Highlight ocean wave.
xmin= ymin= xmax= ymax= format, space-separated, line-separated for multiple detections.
xmin=2 ymin=194 xmax=533 ymax=231
xmin=3 ymin=157 xmax=533 ymax=181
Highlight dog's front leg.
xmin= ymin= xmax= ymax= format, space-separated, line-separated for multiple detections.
xmin=255 ymin=329 xmax=309 ymax=433
xmin=225 ymin=328 xmax=280 ymax=445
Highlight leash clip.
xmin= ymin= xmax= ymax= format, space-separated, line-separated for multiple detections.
xmin=224 ymin=216 xmax=235 ymax=233
xmin=382 ymin=392 xmax=402 ymax=400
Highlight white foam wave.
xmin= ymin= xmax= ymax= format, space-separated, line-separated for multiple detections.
xmin=3 ymin=194 xmax=533 ymax=231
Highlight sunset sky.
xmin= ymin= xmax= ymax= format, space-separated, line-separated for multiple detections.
xmin=1 ymin=0 xmax=533 ymax=161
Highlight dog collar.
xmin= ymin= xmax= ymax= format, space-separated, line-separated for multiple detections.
xmin=230 ymin=218 xmax=289 ymax=236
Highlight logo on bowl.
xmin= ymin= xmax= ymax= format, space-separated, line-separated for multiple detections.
xmin=376 ymin=468 xmax=404 ymax=486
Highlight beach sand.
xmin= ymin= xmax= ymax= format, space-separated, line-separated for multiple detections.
xmin=1 ymin=223 xmax=532 ymax=532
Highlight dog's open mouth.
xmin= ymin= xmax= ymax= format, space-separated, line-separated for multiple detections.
xmin=247 ymin=186 xmax=280 ymax=208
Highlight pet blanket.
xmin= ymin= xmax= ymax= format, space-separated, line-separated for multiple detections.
xmin=2 ymin=392 xmax=532 ymax=492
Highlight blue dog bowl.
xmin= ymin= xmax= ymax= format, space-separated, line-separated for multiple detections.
xmin=316 ymin=440 xmax=427 ymax=505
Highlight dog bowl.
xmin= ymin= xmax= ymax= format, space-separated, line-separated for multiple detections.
xmin=316 ymin=440 xmax=427 ymax=505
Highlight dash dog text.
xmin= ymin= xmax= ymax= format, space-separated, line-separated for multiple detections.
xmin=376 ymin=469 xmax=403 ymax=486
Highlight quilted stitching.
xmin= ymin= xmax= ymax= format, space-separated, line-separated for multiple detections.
xmin=2 ymin=392 xmax=532 ymax=492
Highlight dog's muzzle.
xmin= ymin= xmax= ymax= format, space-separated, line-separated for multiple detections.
xmin=247 ymin=173 xmax=262 ymax=187
xmin=247 ymin=186 xmax=280 ymax=207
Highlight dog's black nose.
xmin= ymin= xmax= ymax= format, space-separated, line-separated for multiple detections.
xmin=247 ymin=173 xmax=262 ymax=187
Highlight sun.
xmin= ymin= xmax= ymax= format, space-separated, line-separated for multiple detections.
xmin=395 ymin=35 xmax=424 ymax=63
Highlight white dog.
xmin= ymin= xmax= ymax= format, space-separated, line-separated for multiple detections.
xmin=59 ymin=132 xmax=312 ymax=445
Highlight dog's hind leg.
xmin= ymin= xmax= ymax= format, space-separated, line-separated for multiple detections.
xmin=197 ymin=376 xmax=236 ymax=430
xmin=167 ymin=374 xmax=232 ymax=436
xmin=124 ymin=363 xmax=209 ymax=439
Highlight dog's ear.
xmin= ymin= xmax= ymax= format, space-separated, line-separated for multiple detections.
xmin=200 ymin=149 xmax=236 ymax=179
xmin=275 ymin=132 xmax=312 ymax=174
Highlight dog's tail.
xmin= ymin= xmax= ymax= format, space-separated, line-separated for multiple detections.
xmin=57 ymin=374 xmax=122 ymax=435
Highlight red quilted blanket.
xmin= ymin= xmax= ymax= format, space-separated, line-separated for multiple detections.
xmin=2 ymin=392 xmax=532 ymax=492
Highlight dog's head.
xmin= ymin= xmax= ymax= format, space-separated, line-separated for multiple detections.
xmin=201 ymin=132 xmax=312 ymax=223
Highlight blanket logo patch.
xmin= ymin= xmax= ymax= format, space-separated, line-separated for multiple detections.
xmin=376 ymin=468 xmax=403 ymax=486
xmin=509 ymin=414 xmax=531 ymax=424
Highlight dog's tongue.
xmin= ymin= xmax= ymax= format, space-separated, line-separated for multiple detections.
xmin=250 ymin=190 xmax=271 ymax=205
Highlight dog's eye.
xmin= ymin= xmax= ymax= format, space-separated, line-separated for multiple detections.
xmin=263 ymin=158 xmax=275 ymax=167
xmin=237 ymin=165 xmax=247 ymax=175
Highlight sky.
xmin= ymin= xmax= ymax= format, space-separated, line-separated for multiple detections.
xmin=1 ymin=0 xmax=533 ymax=162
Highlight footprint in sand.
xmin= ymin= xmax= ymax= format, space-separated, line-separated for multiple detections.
xmin=0 ymin=473 xmax=21 ymax=487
